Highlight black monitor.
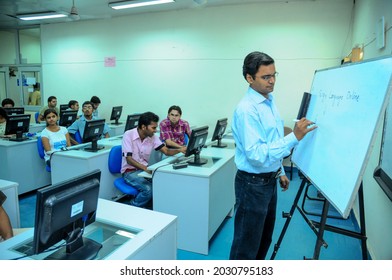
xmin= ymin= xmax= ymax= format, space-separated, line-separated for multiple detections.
xmin=184 ymin=125 xmax=209 ymax=166
xmin=58 ymin=110 xmax=78 ymax=127
xmin=59 ymin=104 xmax=69 ymax=111
xmin=110 ymin=106 xmax=123 ymax=125
xmin=211 ymin=118 xmax=228 ymax=148
xmin=5 ymin=114 xmax=31 ymax=141
xmin=33 ymin=169 xmax=102 ymax=260
xmin=82 ymin=119 xmax=106 ymax=152
xmin=4 ymin=107 xmax=24 ymax=115
xmin=124 ymin=113 xmax=141 ymax=132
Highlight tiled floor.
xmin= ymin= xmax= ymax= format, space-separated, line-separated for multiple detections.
xmin=19 ymin=168 xmax=365 ymax=260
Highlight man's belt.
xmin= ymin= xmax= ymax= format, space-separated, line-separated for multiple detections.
xmin=238 ymin=168 xmax=282 ymax=179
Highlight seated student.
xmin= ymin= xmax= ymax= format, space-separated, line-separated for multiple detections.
xmin=67 ymin=100 xmax=80 ymax=119
xmin=0 ymin=191 xmax=13 ymax=242
xmin=67 ymin=101 xmax=110 ymax=145
xmin=40 ymin=109 xmax=71 ymax=167
xmin=38 ymin=96 xmax=59 ymax=122
xmin=121 ymin=112 xmax=186 ymax=208
xmin=0 ymin=107 xmax=8 ymax=136
xmin=90 ymin=96 xmax=101 ymax=118
xmin=159 ymin=105 xmax=191 ymax=149
xmin=1 ymin=98 xmax=15 ymax=108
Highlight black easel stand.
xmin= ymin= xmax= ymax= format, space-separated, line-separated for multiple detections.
xmin=270 ymin=178 xmax=368 ymax=260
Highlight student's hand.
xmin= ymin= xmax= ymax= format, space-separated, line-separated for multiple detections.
xmin=179 ymin=146 xmax=187 ymax=154
xmin=293 ymin=117 xmax=317 ymax=141
xmin=279 ymin=175 xmax=289 ymax=191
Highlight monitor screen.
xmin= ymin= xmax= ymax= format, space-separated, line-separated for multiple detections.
xmin=58 ymin=110 xmax=78 ymax=127
xmin=110 ymin=106 xmax=123 ymax=125
xmin=5 ymin=114 xmax=31 ymax=141
xmin=211 ymin=118 xmax=228 ymax=148
xmin=82 ymin=119 xmax=106 ymax=152
xmin=33 ymin=169 xmax=102 ymax=260
xmin=4 ymin=107 xmax=24 ymax=115
xmin=124 ymin=113 xmax=141 ymax=132
xmin=185 ymin=125 xmax=209 ymax=166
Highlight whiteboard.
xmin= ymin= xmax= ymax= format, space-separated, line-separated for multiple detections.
xmin=292 ymin=56 xmax=392 ymax=218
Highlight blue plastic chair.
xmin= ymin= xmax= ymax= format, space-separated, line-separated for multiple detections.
xmin=74 ymin=131 xmax=83 ymax=144
xmin=37 ymin=136 xmax=51 ymax=172
xmin=108 ymin=145 xmax=138 ymax=197
xmin=35 ymin=112 xmax=40 ymax=124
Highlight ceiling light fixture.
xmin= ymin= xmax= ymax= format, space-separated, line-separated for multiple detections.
xmin=109 ymin=0 xmax=175 ymax=10
xmin=16 ymin=12 xmax=67 ymax=21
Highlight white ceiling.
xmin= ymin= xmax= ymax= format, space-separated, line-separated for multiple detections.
xmin=0 ymin=0 xmax=316 ymax=29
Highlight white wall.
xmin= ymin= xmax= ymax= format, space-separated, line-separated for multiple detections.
xmin=41 ymin=0 xmax=353 ymax=134
xmin=352 ymin=0 xmax=392 ymax=260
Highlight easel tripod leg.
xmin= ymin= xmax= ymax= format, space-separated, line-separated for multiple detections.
xmin=270 ymin=178 xmax=308 ymax=260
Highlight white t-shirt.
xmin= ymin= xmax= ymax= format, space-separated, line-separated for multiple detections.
xmin=0 ymin=122 xmax=5 ymax=136
xmin=40 ymin=126 xmax=68 ymax=162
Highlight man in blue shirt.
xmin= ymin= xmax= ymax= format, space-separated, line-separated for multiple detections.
xmin=229 ymin=51 xmax=316 ymax=260
xmin=67 ymin=101 xmax=110 ymax=145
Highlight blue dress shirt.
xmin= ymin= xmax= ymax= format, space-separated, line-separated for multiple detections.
xmin=232 ymin=87 xmax=298 ymax=174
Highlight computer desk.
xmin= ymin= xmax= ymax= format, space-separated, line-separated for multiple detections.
xmin=143 ymin=141 xmax=236 ymax=255
xmin=0 ymin=198 xmax=177 ymax=260
xmin=108 ymin=122 xmax=126 ymax=137
xmin=50 ymin=137 xmax=124 ymax=200
xmin=0 ymin=138 xmax=51 ymax=195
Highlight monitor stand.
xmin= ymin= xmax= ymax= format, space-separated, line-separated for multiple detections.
xmin=9 ymin=131 xmax=29 ymax=142
xmin=45 ymin=237 xmax=102 ymax=260
xmin=211 ymin=138 xmax=227 ymax=148
xmin=84 ymin=140 xmax=104 ymax=152
xmin=111 ymin=119 xmax=122 ymax=125
xmin=187 ymin=153 xmax=208 ymax=166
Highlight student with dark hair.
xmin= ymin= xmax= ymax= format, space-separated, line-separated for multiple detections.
xmin=229 ymin=51 xmax=316 ymax=260
xmin=40 ymin=108 xmax=71 ymax=167
xmin=68 ymin=100 xmax=79 ymax=111
xmin=0 ymin=107 xmax=8 ymax=136
xmin=67 ymin=101 xmax=110 ymax=145
xmin=90 ymin=96 xmax=101 ymax=118
xmin=159 ymin=105 xmax=191 ymax=150
xmin=38 ymin=96 xmax=59 ymax=122
xmin=121 ymin=111 xmax=184 ymax=208
xmin=1 ymin=98 xmax=15 ymax=108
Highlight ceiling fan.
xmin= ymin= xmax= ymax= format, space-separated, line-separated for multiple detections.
xmin=69 ymin=0 xmax=81 ymax=21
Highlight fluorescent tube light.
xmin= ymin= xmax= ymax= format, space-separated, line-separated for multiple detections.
xmin=109 ymin=0 xmax=175 ymax=10
xmin=17 ymin=12 xmax=67 ymax=21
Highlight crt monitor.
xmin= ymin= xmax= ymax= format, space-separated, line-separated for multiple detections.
xmin=211 ymin=118 xmax=228 ymax=148
xmin=4 ymin=107 xmax=24 ymax=115
xmin=110 ymin=106 xmax=123 ymax=125
xmin=82 ymin=119 xmax=106 ymax=152
xmin=33 ymin=169 xmax=102 ymax=260
xmin=5 ymin=114 xmax=31 ymax=141
xmin=58 ymin=110 xmax=78 ymax=127
xmin=184 ymin=125 xmax=209 ymax=166
xmin=124 ymin=113 xmax=141 ymax=132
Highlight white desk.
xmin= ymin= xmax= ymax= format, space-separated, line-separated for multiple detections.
xmin=151 ymin=146 xmax=236 ymax=254
xmin=0 ymin=138 xmax=51 ymax=195
xmin=28 ymin=123 xmax=46 ymax=134
xmin=0 ymin=180 xmax=20 ymax=228
xmin=108 ymin=122 xmax=125 ymax=137
xmin=50 ymin=137 xmax=123 ymax=200
xmin=0 ymin=198 xmax=177 ymax=260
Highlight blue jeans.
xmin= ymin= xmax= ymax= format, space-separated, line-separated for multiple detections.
xmin=229 ymin=170 xmax=277 ymax=260
xmin=122 ymin=170 xmax=152 ymax=208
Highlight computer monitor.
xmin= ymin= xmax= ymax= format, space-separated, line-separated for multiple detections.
xmin=4 ymin=107 xmax=24 ymax=115
xmin=82 ymin=119 xmax=106 ymax=152
xmin=59 ymin=104 xmax=69 ymax=111
xmin=211 ymin=118 xmax=228 ymax=148
xmin=33 ymin=169 xmax=102 ymax=260
xmin=184 ymin=125 xmax=209 ymax=166
xmin=58 ymin=110 xmax=78 ymax=127
xmin=5 ymin=114 xmax=31 ymax=141
xmin=110 ymin=106 xmax=123 ymax=125
xmin=124 ymin=113 xmax=141 ymax=132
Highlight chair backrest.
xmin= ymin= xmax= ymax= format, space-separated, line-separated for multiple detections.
xmin=35 ymin=112 xmax=40 ymax=124
xmin=108 ymin=145 xmax=122 ymax=174
xmin=37 ymin=136 xmax=45 ymax=159
xmin=74 ymin=130 xmax=83 ymax=144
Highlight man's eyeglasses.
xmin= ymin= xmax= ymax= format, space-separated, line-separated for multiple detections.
xmin=260 ymin=72 xmax=279 ymax=81
xmin=83 ymin=106 xmax=93 ymax=110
